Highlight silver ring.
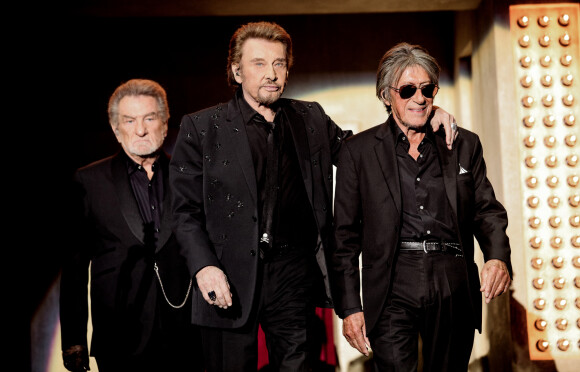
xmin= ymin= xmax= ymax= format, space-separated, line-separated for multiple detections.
xmin=451 ymin=122 xmax=458 ymax=131
xmin=208 ymin=290 xmax=217 ymax=301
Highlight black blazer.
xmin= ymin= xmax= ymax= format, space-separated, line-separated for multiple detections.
xmin=59 ymin=152 xmax=191 ymax=357
xmin=169 ymin=97 xmax=351 ymax=328
xmin=330 ymin=116 xmax=512 ymax=333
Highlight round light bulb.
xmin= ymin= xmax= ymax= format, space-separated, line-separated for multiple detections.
xmin=567 ymin=154 xmax=578 ymax=166
xmin=569 ymin=194 xmax=579 ymax=207
xmin=540 ymin=55 xmax=551 ymax=67
xmin=548 ymin=196 xmax=560 ymax=208
xmin=525 ymin=156 xmax=538 ymax=168
xmin=533 ymin=277 xmax=545 ymax=289
xmin=557 ymin=339 xmax=570 ymax=351
xmin=531 ymin=257 xmax=543 ymax=269
xmin=541 ymin=75 xmax=553 ymax=86
xmin=553 ymin=276 xmax=566 ymax=289
xmin=526 ymin=176 xmax=538 ymax=188
xmin=543 ymin=115 xmax=556 ymax=127
xmin=546 ymin=176 xmax=559 ymax=188
xmin=524 ymin=135 xmax=536 ymax=148
xmin=527 ymin=195 xmax=539 ymax=207
xmin=538 ymin=15 xmax=550 ymax=27
xmin=537 ymin=339 xmax=549 ymax=352
xmin=539 ymin=34 xmax=551 ymax=47
xmin=544 ymin=136 xmax=556 ymax=148
xmin=559 ymin=32 xmax=571 ymax=46
xmin=555 ymin=298 xmax=567 ymax=310
xmin=549 ymin=216 xmax=561 ymax=227
xmin=535 ymin=318 xmax=548 ymax=331
xmin=558 ymin=14 xmax=570 ymax=26
xmin=520 ymin=75 xmax=533 ymax=87
xmin=555 ymin=318 xmax=568 ymax=330
xmin=520 ymin=56 xmax=532 ymax=68
xmin=567 ymin=175 xmax=579 ymax=187
xmin=561 ymin=54 xmax=572 ymax=66
xmin=570 ymin=215 xmax=580 ymax=227
xmin=523 ymin=115 xmax=535 ymax=127
xmin=534 ymin=298 xmax=546 ymax=310
xmin=519 ymin=35 xmax=530 ymax=47
xmin=530 ymin=236 xmax=542 ymax=248
xmin=518 ymin=16 xmax=529 ymax=27
xmin=545 ymin=155 xmax=557 ymax=166
xmin=564 ymin=134 xmax=577 ymax=147
xmin=562 ymin=73 xmax=573 ymax=86
xmin=563 ymin=94 xmax=574 ymax=106
xmin=522 ymin=96 xmax=534 ymax=107
xmin=529 ymin=216 xmax=541 ymax=228
xmin=552 ymin=255 xmax=564 ymax=268
xmin=551 ymin=236 xmax=563 ymax=248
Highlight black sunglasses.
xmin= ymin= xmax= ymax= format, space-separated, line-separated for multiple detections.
xmin=390 ymin=83 xmax=439 ymax=99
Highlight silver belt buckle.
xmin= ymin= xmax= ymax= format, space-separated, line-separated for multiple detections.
xmin=423 ymin=240 xmax=428 ymax=253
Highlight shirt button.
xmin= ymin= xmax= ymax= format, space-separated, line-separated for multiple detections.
xmin=416 ymin=177 xmax=421 ymax=182
xmin=151 ymin=205 xmax=155 ymax=210
xmin=419 ymin=205 xmax=424 ymax=210
xmin=427 ymin=230 xmax=431 ymax=234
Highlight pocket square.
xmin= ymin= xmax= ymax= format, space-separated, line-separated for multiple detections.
xmin=459 ymin=163 xmax=469 ymax=174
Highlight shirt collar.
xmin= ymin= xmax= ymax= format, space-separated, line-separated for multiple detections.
xmin=235 ymin=88 xmax=282 ymax=125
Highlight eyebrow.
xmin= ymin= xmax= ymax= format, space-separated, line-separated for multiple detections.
xmin=121 ymin=112 xmax=158 ymax=120
xmin=249 ymin=57 xmax=286 ymax=63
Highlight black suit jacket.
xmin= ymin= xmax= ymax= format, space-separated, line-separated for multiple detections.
xmin=60 ymin=152 xmax=191 ymax=357
xmin=330 ymin=116 xmax=512 ymax=333
xmin=169 ymin=97 xmax=351 ymax=328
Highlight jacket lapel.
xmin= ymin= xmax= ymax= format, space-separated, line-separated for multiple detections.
xmin=283 ymin=107 xmax=314 ymax=201
xmin=375 ymin=118 xmax=401 ymax=215
xmin=157 ymin=153 xmax=172 ymax=251
xmin=435 ymin=132 xmax=458 ymax=218
xmin=112 ymin=153 xmax=145 ymax=244
xmin=226 ymin=99 xmax=258 ymax=205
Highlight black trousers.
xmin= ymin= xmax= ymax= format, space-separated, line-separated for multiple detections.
xmin=201 ymin=248 xmax=317 ymax=372
xmin=368 ymin=251 xmax=475 ymax=372
xmin=95 ymin=303 xmax=204 ymax=372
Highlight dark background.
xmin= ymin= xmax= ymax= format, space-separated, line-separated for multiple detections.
xmin=23 ymin=10 xmax=454 ymax=370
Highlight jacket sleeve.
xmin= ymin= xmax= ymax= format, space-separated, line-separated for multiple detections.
xmin=59 ymin=171 xmax=91 ymax=351
xmin=169 ymin=114 xmax=221 ymax=277
xmin=468 ymin=134 xmax=512 ymax=277
xmin=330 ymin=140 xmax=363 ymax=318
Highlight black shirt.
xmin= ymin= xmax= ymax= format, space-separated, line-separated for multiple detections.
xmin=126 ymin=153 xmax=165 ymax=248
xmin=236 ymin=89 xmax=317 ymax=249
xmin=392 ymin=123 xmax=457 ymax=242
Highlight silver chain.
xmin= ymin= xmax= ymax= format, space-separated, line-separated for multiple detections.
xmin=154 ymin=262 xmax=192 ymax=309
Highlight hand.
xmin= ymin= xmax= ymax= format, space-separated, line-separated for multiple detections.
xmin=430 ymin=106 xmax=459 ymax=150
xmin=63 ymin=345 xmax=90 ymax=371
xmin=196 ymin=265 xmax=232 ymax=308
xmin=342 ymin=312 xmax=370 ymax=356
xmin=480 ymin=259 xmax=511 ymax=304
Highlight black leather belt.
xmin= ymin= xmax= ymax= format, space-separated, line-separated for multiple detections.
xmin=400 ymin=241 xmax=463 ymax=256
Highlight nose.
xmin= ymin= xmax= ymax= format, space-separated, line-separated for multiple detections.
xmin=413 ymin=87 xmax=426 ymax=102
xmin=135 ymin=118 xmax=147 ymax=136
xmin=265 ymin=64 xmax=277 ymax=81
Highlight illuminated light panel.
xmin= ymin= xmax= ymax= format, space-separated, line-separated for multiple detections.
xmin=510 ymin=3 xmax=580 ymax=361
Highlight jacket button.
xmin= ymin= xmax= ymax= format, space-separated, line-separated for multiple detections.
xmin=250 ymin=250 xmax=256 ymax=256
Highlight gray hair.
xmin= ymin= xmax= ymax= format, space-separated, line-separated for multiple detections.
xmin=108 ymin=79 xmax=169 ymax=127
xmin=376 ymin=43 xmax=440 ymax=113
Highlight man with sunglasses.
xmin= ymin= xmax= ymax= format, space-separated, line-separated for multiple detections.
xmin=330 ymin=42 xmax=512 ymax=371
